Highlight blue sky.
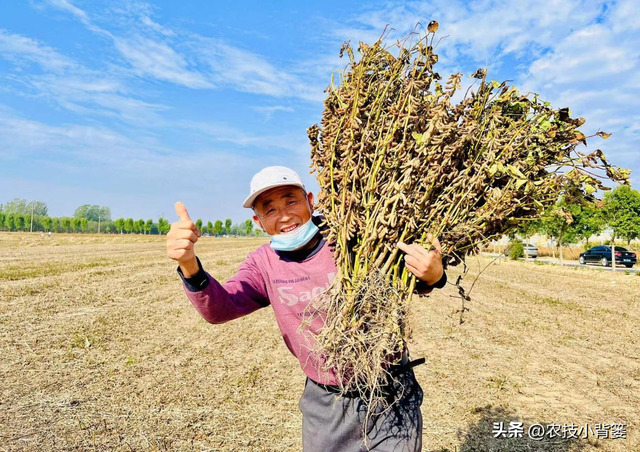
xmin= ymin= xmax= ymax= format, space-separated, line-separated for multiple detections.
xmin=1 ymin=0 xmax=638 ymax=223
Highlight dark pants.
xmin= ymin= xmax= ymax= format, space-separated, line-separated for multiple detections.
xmin=299 ymin=369 xmax=423 ymax=451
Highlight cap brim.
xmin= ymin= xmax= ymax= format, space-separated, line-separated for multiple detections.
xmin=243 ymin=181 xmax=305 ymax=208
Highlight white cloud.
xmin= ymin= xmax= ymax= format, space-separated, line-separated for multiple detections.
xmin=45 ymin=0 xmax=91 ymax=25
xmin=39 ymin=0 xmax=321 ymax=100
xmin=0 ymin=38 xmax=170 ymax=124
xmin=252 ymin=105 xmax=295 ymax=120
xmin=188 ymin=37 xmax=324 ymax=102
xmin=0 ymin=29 xmax=75 ymax=72
xmin=113 ymin=36 xmax=213 ymax=88
xmin=526 ymin=24 xmax=639 ymax=87
xmin=178 ymin=120 xmax=310 ymax=156
xmin=140 ymin=15 xmax=175 ymax=37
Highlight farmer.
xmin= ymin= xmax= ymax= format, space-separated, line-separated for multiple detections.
xmin=167 ymin=166 xmax=447 ymax=451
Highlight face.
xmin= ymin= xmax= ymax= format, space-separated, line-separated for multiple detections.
xmin=252 ymin=186 xmax=314 ymax=236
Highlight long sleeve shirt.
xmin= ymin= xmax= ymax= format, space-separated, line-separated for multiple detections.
xmin=177 ymin=231 xmax=446 ymax=385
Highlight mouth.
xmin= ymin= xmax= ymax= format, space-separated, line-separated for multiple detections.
xmin=280 ymin=224 xmax=299 ymax=233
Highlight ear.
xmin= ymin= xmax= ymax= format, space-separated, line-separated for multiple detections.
xmin=253 ymin=214 xmax=266 ymax=233
xmin=306 ymin=191 xmax=315 ymax=212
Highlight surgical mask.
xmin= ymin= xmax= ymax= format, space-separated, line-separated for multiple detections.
xmin=269 ymin=217 xmax=320 ymax=252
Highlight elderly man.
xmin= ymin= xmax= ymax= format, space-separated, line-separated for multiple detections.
xmin=167 ymin=166 xmax=446 ymax=451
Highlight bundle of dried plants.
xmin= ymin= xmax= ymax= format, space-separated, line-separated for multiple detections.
xmin=305 ymin=22 xmax=630 ymax=419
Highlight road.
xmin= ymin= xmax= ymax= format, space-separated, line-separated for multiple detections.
xmin=481 ymin=253 xmax=639 ymax=274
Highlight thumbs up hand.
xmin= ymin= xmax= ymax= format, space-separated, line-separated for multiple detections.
xmin=167 ymin=202 xmax=201 ymax=276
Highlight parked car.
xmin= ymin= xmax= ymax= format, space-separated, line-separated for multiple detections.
xmin=523 ymin=244 xmax=538 ymax=259
xmin=579 ymin=246 xmax=637 ymax=268
xmin=503 ymin=243 xmax=538 ymax=259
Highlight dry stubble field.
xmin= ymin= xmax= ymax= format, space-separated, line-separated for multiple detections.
xmin=0 ymin=232 xmax=638 ymax=451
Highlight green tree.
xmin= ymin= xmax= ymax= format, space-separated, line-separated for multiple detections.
xmin=512 ymin=219 xmax=542 ymax=262
xmin=213 ymin=220 xmax=223 ymax=236
xmin=157 ymin=217 xmax=170 ymax=235
xmin=4 ymin=198 xmax=27 ymax=214
xmin=80 ymin=218 xmax=89 ymax=233
xmin=244 ymin=219 xmax=254 ymax=235
xmin=74 ymin=205 xmax=112 ymax=222
xmin=571 ymin=201 xmax=605 ymax=247
xmin=42 ymin=217 xmax=52 ymax=232
xmin=71 ymin=218 xmax=81 ymax=233
xmin=124 ymin=218 xmax=134 ymax=234
xmin=225 ymin=218 xmax=232 ymax=234
xmin=540 ymin=199 xmax=579 ymax=263
xmin=114 ymin=218 xmax=125 ymax=234
xmin=61 ymin=217 xmax=71 ymax=232
xmin=27 ymin=201 xmax=48 ymax=219
xmin=4 ymin=198 xmax=48 ymax=216
xmin=196 ymin=219 xmax=203 ymax=232
xmin=52 ymin=217 xmax=61 ymax=233
xmin=603 ymin=185 xmax=640 ymax=245
xmin=0 ymin=212 xmax=5 ymax=231
xmin=206 ymin=221 xmax=213 ymax=235
xmin=74 ymin=204 xmax=91 ymax=219
xmin=145 ymin=219 xmax=153 ymax=235
xmin=98 ymin=206 xmax=111 ymax=222
xmin=15 ymin=214 xmax=25 ymax=231
xmin=5 ymin=214 xmax=15 ymax=231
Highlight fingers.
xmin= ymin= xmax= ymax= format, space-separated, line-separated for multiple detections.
xmin=175 ymin=202 xmax=192 ymax=222
xmin=405 ymin=261 xmax=421 ymax=278
xmin=171 ymin=202 xmax=201 ymax=237
xmin=172 ymin=238 xmax=194 ymax=250
xmin=171 ymin=229 xmax=199 ymax=243
xmin=404 ymin=254 xmax=421 ymax=269
xmin=397 ymin=241 xmax=431 ymax=259
xmin=397 ymin=236 xmax=442 ymax=258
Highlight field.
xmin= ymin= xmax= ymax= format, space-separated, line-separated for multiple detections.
xmin=1 ymin=232 xmax=638 ymax=451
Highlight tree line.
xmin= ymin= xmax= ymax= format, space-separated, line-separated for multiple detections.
xmin=0 ymin=199 xmax=261 ymax=236
xmin=511 ymin=185 xmax=640 ymax=259
xmin=3 ymin=185 xmax=638 ymax=242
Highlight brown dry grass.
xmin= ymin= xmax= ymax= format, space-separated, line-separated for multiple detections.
xmin=1 ymin=232 xmax=638 ymax=451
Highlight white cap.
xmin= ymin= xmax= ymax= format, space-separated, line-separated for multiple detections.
xmin=243 ymin=166 xmax=306 ymax=208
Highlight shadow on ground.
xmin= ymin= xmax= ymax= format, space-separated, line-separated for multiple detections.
xmin=429 ymin=405 xmax=606 ymax=451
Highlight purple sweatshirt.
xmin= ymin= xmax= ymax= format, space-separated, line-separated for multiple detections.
xmin=180 ymin=223 xmax=446 ymax=386
xmin=182 ymin=238 xmax=341 ymax=385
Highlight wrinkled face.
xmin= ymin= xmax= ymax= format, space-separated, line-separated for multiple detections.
xmin=252 ymin=186 xmax=314 ymax=236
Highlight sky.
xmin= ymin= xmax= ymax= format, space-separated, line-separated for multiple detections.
xmin=0 ymin=0 xmax=638 ymax=223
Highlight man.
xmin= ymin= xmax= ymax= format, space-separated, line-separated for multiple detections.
xmin=167 ymin=166 xmax=447 ymax=451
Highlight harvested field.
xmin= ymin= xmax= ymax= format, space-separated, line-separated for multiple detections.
xmin=1 ymin=232 xmax=638 ymax=451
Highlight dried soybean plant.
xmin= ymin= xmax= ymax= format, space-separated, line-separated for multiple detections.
xmin=306 ymin=23 xmax=630 ymax=411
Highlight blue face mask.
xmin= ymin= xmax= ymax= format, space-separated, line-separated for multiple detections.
xmin=269 ymin=217 xmax=320 ymax=252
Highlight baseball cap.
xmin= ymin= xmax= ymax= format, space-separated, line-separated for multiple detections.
xmin=243 ymin=166 xmax=306 ymax=208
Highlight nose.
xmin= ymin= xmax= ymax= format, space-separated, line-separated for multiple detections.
xmin=279 ymin=210 xmax=293 ymax=222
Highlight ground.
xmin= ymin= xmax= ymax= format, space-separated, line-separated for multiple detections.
xmin=0 ymin=232 xmax=638 ymax=451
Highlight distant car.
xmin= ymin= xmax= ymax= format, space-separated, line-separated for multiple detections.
xmin=503 ymin=243 xmax=538 ymax=259
xmin=523 ymin=244 xmax=538 ymax=259
xmin=579 ymin=246 xmax=637 ymax=268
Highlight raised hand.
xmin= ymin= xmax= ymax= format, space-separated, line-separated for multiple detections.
xmin=166 ymin=202 xmax=201 ymax=276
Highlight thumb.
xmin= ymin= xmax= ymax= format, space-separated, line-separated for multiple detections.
xmin=174 ymin=202 xmax=192 ymax=221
